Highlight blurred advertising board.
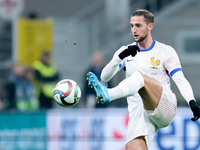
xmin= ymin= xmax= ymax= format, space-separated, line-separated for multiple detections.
xmin=0 ymin=112 xmax=46 ymax=150
xmin=47 ymin=108 xmax=200 ymax=150
xmin=0 ymin=108 xmax=199 ymax=150
xmin=17 ymin=18 xmax=53 ymax=65
xmin=47 ymin=109 xmax=128 ymax=150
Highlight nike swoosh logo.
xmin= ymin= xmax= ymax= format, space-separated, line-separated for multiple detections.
xmin=127 ymin=59 xmax=134 ymax=62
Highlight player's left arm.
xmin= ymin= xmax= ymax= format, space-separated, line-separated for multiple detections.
xmin=172 ymin=71 xmax=200 ymax=121
xmin=164 ymin=46 xmax=200 ymax=121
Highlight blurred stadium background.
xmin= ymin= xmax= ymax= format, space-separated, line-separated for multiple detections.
xmin=0 ymin=0 xmax=200 ymax=150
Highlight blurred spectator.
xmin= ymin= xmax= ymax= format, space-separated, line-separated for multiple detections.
xmin=32 ymin=51 xmax=59 ymax=109
xmin=23 ymin=67 xmax=39 ymax=110
xmin=27 ymin=11 xmax=39 ymax=19
xmin=83 ymin=50 xmax=112 ymax=108
xmin=4 ymin=63 xmax=38 ymax=111
xmin=0 ymin=85 xmax=3 ymax=110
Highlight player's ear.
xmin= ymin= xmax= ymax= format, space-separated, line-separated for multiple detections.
xmin=148 ymin=23 xmax=154 ymax=31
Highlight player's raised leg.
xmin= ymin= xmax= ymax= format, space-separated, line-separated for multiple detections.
xmin=110 ymin=71 xmax=163 ymax=110
xmin=86 ymin=70 xmax=163 ymax=110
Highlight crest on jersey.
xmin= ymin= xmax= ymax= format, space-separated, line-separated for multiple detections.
xmin=150 ymin=57 xmax=160 ymax=70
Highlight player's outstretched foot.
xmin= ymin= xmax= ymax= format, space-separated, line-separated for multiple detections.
xmin=86 ymin=72 xmax=110 ymax=104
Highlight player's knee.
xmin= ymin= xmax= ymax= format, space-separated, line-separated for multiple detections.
xmin=118 ymin=71 xmax=144 ymax=97
xmin=130 ymin=71 xmax=144 ymax=83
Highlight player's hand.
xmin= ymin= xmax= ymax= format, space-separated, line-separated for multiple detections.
xmin=189 ymin=100 xmax=200 ymax=121
xmin=118 ymin=45 xmax=140 ymax=60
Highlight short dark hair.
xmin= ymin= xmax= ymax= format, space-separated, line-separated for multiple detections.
xmin=131 ymin=9 xmax=154 ymax=24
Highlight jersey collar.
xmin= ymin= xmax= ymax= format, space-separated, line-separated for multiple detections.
xmin=136 ymin=39 xmax=155 ymax=52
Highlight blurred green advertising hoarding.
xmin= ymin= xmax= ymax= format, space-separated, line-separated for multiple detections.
xmin=0 ymin=108 xmax=199 ymax=150
xmin=0 ymin=112 xmax=46 ymax=150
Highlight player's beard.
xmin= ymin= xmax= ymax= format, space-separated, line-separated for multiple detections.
xmin=134 ymin=34 xmax=147 ymax=42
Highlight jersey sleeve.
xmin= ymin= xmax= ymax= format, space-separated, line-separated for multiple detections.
xmin=172 ymin=71 xmax=195 ymax=104
xmin=163 ymin=46 xmax=182 ymax=77
xmin=164 ymin=46 xmax=195 ymax=104
xmin=101 ymin=46 xmax=127 ymax=82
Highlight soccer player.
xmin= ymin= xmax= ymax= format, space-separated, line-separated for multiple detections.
xmin=86 ymin=9 xmax=200 ymax=150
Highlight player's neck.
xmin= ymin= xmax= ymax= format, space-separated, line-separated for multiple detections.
xmin=137 ymin=36 xmax=153 ymax=50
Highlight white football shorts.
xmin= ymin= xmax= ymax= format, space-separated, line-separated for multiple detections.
xmin=126 ymin=88 xmax=177 ymax=148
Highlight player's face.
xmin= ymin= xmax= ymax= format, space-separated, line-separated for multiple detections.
xmin=130 ymin=16 xmax=152 ymax=42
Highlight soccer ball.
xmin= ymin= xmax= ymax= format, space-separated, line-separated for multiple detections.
xmin=53 ymin=79 xmax=81 ymax=107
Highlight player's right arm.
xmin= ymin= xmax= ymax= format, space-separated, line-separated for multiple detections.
xmin=101 ymin=46 xmax=127 ymax=82
xmin=101 ymin=45 xmax=140 ymax=82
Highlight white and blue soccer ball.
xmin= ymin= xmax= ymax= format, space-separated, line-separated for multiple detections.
xmin=53 ymin=79 xmax=81 ymax=107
